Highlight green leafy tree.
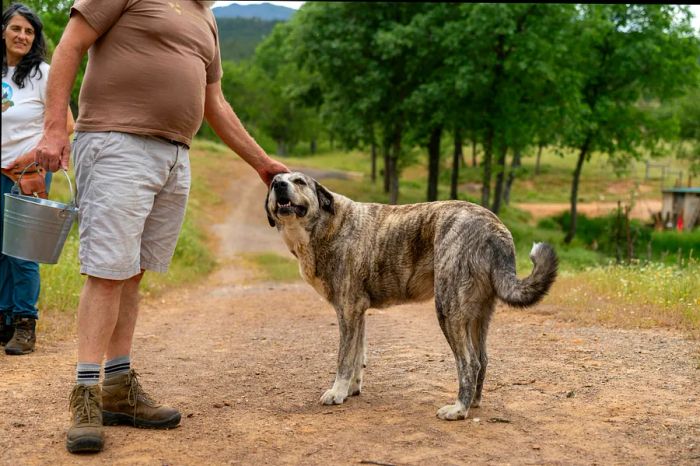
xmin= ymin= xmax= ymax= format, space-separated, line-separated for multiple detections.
xmin=423 ymin=4 xmax=578 ymax=212
xmin=253 ymin=21 xmax=321 ymax=156
xmin=292 ymin=2 xmax=425 ymax=203
xmin=562 ymin=5 xmax=700 ymax=243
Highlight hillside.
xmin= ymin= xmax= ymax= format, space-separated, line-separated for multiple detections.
xmin=212 ymin=2 xmax=296 ymax=21
xmin=216 ymin=17 xmax=281 ymax=62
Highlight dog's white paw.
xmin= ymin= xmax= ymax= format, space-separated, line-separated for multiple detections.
xmin=320 ymin=388 xmax=348 ymax=405
xmin=436 ymin=402 xmax=467 ymax=421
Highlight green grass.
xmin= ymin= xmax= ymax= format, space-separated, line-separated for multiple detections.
xmin=547 ymin=261 xmax=700 ymax=337
xmin=238 ymin=252 xmax=301 ymax=282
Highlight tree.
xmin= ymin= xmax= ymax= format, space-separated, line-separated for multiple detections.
xmin=435 ymin=4 xmax=579 ymax=212
xmin=562 ymin=5 xmax=700 ymax=243
xmin=292 ymin=2 xmax=426 ymax=203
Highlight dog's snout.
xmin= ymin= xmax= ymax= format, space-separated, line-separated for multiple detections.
xmin=272 ymin=178 xmax=288 ymax=192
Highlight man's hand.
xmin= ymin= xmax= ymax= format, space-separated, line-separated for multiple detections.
xmin=36 ymin=130 xmax=71 ymax=172
xmin=257 ymin=159 xmax=290 ymax=186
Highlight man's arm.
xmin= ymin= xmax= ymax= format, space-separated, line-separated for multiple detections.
xmin=36 ymin=12 xmax=99 ymax=172
xmin=204 ymin=81 xmax=288 ymax=186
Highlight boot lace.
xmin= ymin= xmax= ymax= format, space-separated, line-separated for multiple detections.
xmin=11 ymin=319 xmax=33 ymax=343
xmin=69 ymin=385 xmax=100 ymax=424
xmin=13 ymin=326 xmax=32 ymax=343
xmin=126 ymin=370 xmax=158 ymax=422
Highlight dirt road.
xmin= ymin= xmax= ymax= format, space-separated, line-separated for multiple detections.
xmin=1 ymin=159 xmax=698 ymax=465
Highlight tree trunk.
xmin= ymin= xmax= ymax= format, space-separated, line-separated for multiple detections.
xmin=383 ymin=139 xmax=391 ymax=193
xmin=491 ymin=144 xmax=508 ymax=214
xmin=427 ymin=126 xmax=442 ymax=202
xmin=481 ymin=128 xmax=494 ymax=208
xmin=310 ymin=138 xmax=317 ymax=155
xmin=451 ymin=128 xmax=463 ymax=200
xmin=389 ymin=131 xmax=401 ymax=205
xmin=471 ymin=137 xmax=477 ymax=167
xmin=504 ymin=147 xmax=522 ymax=206
xmin=564 ymin=138 xmax=591 ymax=244
xmin=371 ymin=140 xmax=377 ymax=183
xmin=276 ymin=140 xmax=287 ymax=157
xmin=534 ymin=142 xmax=543 ymax=175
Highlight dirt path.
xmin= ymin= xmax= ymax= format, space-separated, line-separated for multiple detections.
xmin=515 ymin=199 xmax=662 ymax=221
xmin=1 ymin=160 xmax=698 ymax=465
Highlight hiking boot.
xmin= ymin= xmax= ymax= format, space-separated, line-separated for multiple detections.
xmin=0 ymin=316 xmax=14 ymax=346
xmin=5 ymin=317 xmax=35 ymax=355
xmin=102 ymin=369 xmax=181 ymax=429
xmin=66 ymin=384 xmax=105 ymax=453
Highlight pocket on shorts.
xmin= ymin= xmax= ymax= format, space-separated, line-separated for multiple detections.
xmin=73 ymin=131 xmax=115 ymax=167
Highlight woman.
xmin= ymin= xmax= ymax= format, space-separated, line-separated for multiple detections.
xmin=1 ymin=3 xmax=74 ymax=355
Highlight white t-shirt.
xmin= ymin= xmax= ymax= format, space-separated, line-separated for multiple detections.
xmin=1 ymin=62 xmax=50 ymax=168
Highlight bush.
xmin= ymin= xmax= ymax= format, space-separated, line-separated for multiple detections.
xmin=650 ymin=230 xmax=700 ymax=261
xmin=546 ymin=209 xmax=698 ymax=264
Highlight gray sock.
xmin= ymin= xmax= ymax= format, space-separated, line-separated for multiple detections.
xmin=104 ymin=355 xmax=131 ymax=380
xmin=76 ymin=362 xmax=101 ymax=386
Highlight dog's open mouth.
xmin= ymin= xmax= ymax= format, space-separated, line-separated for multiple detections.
xmin=275 ymin=197 xmax=308 ymax=218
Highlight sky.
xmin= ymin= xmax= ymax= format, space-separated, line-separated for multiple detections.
xmin=213 ymin=2 xmax=700 ymax=33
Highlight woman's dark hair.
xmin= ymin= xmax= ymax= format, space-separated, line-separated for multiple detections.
xmin=2 ymin=2 xmax=47 ymax=89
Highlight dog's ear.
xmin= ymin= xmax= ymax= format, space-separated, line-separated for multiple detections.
xmin=264 ymin=190 xmax=276 ymax=227
xmin=315 ymin=181 xmax=335 ymax=215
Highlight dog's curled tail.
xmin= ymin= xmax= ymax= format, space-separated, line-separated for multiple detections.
xmin=492 ymin=242 xmax=558 ymax=308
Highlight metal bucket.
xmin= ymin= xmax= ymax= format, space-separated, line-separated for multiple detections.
xmin=2 ymin=167 xmax=78 ymax=264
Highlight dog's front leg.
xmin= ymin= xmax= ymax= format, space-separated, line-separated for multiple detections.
xmin=349 ymin=316 xmax=367 ymax=396
xmin=320 ymin=307 xmax=365 ymax=405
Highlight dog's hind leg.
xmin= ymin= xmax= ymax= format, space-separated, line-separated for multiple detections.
xmin=321 ymin=304 xmax=367 ymax=405
xmin=349 ymin=317 xmax=367 ymax=396
xmin=435 ymin=303 xmax=480 ymax=420
xmin=469 ymin=303 xmax=494 ymax=408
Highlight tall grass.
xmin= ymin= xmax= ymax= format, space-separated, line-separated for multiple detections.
xmin=547 ymin=261 xmax=700 ymax=337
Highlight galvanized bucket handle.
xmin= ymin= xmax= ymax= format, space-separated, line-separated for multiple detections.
xmin=11 ymin=162 xmax=76 ymax=206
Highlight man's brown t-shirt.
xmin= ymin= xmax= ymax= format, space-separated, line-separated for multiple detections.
xmin=71 ymin=0 xmax=223 ymax=146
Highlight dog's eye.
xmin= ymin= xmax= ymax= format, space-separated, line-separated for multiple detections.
xmin=293 ymin=179 xmax=307 ymax=186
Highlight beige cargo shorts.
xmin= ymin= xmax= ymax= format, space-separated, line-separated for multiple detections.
xmin=72 ymin=131 xmax=191 ymax=280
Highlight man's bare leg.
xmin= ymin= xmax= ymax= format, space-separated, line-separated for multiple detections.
xmin=105 ymin=271 xmax=144 ymax=360
xmin=68 ymin=274 xmax=126 ymax=453
xmin=77 ymin=276 xmax=126 ymax=363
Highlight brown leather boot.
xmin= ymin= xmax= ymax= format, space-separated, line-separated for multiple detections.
xmin=66 ymin=384 xmax=105 ymax=453
xmin=102 ymin=369 xmax=181 ymax=429
xmin=5 ymin=317 xmax=36 ymax=355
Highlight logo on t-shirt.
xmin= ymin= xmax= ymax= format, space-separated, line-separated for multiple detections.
xmin=2 ymin=82 xmax=14 ymax=113
xmin=168 ymin=1 xmax=182 ymax=15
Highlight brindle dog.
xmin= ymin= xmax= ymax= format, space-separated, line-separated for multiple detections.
xmin=265 ymin=172 xmax=558 ymax=420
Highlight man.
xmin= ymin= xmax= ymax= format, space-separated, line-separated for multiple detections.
xmin=35 ymin=0 xmax=288 ymax=454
